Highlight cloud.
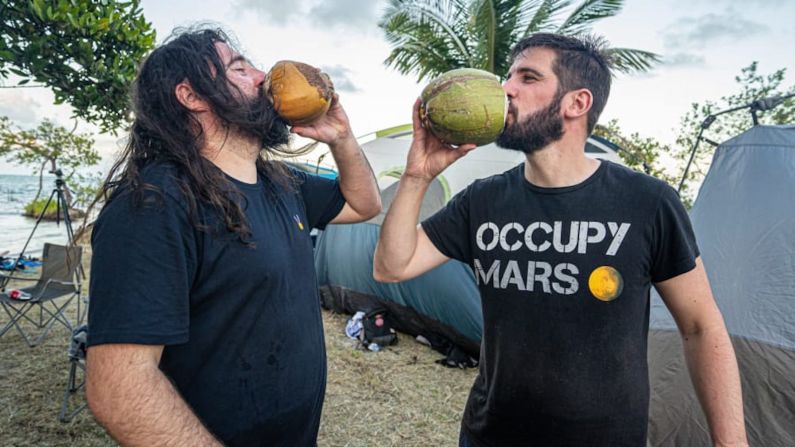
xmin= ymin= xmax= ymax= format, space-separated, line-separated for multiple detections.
xmin=321 ymin=65 xmax=361 ymax=93
xmin=661 ymin=12 xmax=768 ymax=50
xmin=309 ymin=0 xmax=381 ymax=30
xmin=662 ymin=53 xmax=706 ymax=68
xmin=234 ymin=0 xmax=382 ymax=32
xmin=689 ymin=0 xmax=785 ymax=5
xmin=0 ymin=91 xmax=39 ymax=126
xmin=233 ymin=0 xmax=303 ymax=23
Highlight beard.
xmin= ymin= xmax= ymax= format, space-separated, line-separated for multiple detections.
xmin=234 ymin=90 xmax=291 ymax=150
xmin=496 ymin=91 xmax=565 ymax=154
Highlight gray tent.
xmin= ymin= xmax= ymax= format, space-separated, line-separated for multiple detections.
xmin=647 ymin=125 xmax=795 ymax=446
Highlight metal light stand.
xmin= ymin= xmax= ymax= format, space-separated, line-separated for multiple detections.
xmin=677 ymin=93 xmax=795 ymax=194
xmin=1 ymin=169 xmax=84 ymax=307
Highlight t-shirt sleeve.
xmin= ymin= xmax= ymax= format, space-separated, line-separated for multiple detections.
xmin=87 ymin=190 xmax=197 ymax=347
xmin=650 ymin=185 xmax=700 ymax=282
xmin=421 ymin=185 xmax=473 ymax=264
xmin=292 ymin=168 xmax=346 ymax=230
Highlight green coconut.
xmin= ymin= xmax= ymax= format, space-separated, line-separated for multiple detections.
xmin=420 ymin=68 xmax=507 ymax=146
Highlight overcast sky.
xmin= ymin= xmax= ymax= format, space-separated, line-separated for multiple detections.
xmin=1 ymin=0 xmax=793 ymax=175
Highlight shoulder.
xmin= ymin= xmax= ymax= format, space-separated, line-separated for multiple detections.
xmin=600 ymin=161 xmax=672 ymax=200
xmin=113 ymin=162 xmax=188 ymax=205
xmin=98 ymin=161 xmax=192 ymax=225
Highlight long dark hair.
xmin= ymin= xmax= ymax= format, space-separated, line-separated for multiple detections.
xmin=83 ymin=26 xmax=306 ymax=244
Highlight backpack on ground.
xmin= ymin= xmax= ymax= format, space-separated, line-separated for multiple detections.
xmin=359 ymin=307 xmax=397 ymax=347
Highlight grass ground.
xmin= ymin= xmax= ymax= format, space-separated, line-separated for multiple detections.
xmin=0 ymin=265 xmax=476 ymax=446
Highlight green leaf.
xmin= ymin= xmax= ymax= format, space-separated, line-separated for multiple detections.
xmin=9 ymin=67 xmax=29 ymax=77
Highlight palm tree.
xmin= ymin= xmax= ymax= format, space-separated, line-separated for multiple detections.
xmin=379 ymin=0 xmax=660 ymax=81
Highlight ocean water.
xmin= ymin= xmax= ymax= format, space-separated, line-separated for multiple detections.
xmin=0 ymin=174 xmax=78 ymax=257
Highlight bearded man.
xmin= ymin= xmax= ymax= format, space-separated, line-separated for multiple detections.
xmin=374 ymin=33 xmax=746 ymax=447
xmin=85 ymin=27 xmax=380 ymax=446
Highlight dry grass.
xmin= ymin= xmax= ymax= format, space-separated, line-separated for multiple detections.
xmin=0 ymin=264 xmax=476 ymax=446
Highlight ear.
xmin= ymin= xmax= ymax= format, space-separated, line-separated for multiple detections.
xmin=175 ymin=81 xmax=209 ymax=113
xmin=562 ymin=88 xmax=592 ymax=121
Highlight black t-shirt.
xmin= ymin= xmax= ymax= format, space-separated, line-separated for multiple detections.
xmin=87 ymin=162 xmax=345 ymax=447
xmin=422 ymin=161 xmax=698 ymax=447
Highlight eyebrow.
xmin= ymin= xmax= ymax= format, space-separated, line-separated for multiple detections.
xmin=506 ymin=66 xmax=544 ymax=80
xmin=226 ymin=54 xmax=250 ymax=68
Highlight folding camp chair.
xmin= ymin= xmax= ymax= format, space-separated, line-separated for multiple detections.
xmin=0 ymin=243 xmax=83 ymax=347
xmin=59 ymin=324 xmax=88 ymax=422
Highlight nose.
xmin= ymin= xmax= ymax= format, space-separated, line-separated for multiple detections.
xmin=502 ymin=78 xmax=517 ymax=99
xmin=252 ymin=68 xmax=267 ymax=88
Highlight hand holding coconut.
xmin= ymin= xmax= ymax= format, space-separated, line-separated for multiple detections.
xmin=266 ymin=60 xmax=355 ymax=147
xmin=267 ymin=59 xmax=380 ymax=223
xmin=404 ymin=98 xmax=477 ymax=182
xmin=404 ymin=68 xmax=507 ymax=182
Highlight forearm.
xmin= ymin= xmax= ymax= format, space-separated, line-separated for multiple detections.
xmin=374 ymin=174 xmax=429 ymax=280
xmin=328 ymin=135 xmax=381 ymax=217
xmin=682 ymin=324 xmax=747 ymax=446
xmin=87 ymin=358 xmax=221 ymax=446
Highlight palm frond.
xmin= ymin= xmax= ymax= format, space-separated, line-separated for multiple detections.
xmin=556 ymin=0 xmax=623 ymax=35
xmin=470 ymin=0 xmax=500 ymax=72
xmin=381 ymin=0 xmax=473 ymax=65
xmin=605 ymin=47 xmax=661 ymax=74
xmin=520 ymin=0 xmax=572 ymax=35
xmin=378 ymin=0 xmax=658 ymax=81
xmin=381 ymin=4 xmax=470 ymax=80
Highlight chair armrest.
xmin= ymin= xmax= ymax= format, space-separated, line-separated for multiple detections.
xmin=44 ymin=279 xmax=77 ymax=287
xmin=27 ymin=278 xmax=79 ymax=301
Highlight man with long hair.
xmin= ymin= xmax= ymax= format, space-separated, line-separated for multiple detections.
xmin=85 ymin=27 xmax=380 ymax=446
xmin=374 ymin=33 xmax=747 ymax=446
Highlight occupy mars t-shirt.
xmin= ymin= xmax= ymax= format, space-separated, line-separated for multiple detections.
xmin=422 ymin=161 xmax=698 ymax=446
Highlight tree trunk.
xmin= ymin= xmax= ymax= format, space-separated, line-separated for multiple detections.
xmin=33 ymin=159 xmax=46 ymax=203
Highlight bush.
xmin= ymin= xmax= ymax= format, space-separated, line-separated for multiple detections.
xmin=22 ymin=197 xmax=84 ymax=220
xmin=23 ymin=198 xmax=58 ymax=217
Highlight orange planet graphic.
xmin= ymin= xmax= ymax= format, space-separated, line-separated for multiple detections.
xmin=588 ymin=266 xmax=624 ymax=301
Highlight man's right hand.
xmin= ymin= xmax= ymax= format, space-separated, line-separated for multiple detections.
xmin=404 ymin=98 xmax=477 ymax=182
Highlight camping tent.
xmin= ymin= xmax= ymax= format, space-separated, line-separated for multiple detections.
xmin=314 ymin=126 xmax=625 ymax=356
xmin=647 ymin=125 xmax=795 ymax=446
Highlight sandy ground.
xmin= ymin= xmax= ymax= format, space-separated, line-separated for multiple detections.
xmin=0 ymin=275 xmax=476 ymax=446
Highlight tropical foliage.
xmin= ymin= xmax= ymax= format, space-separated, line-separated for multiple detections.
xmin=379 ymin=0 xmax=660 ymax=81
xmin=672 ymin=62 xmax=795 ymax=201
xmin=0 ymin=0 xmax=156 ymax=133
xmin=596 ymin=63 xmax=794 ymax=207
xmin=0 ymin=117 xmax=99 ymax=206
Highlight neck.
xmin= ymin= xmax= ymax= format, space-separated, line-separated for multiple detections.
xmin=200 ymin=123 xmax=261 ymax=184
xmin=523 ymin=133 xmax=600 ymax=188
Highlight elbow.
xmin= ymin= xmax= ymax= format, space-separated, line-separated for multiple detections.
xmin=373 ymin=270 xmax=400 ymax=283
xmin=372 ymin=251 xmax=401 ymax=283
xmin=373 ymin=267 xmax=400 ymax=283
xmin=364 ymin=196 xmax=382 ymax=220
xmin=349 ymin=197 xmax=381 ymax=222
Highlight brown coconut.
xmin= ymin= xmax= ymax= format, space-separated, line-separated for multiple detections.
xmin=265 ymin=60 xmax=334 ymax=125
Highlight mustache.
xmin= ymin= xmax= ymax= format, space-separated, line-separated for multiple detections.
xmin=507 ymin=103 xmax=518 ymax=117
